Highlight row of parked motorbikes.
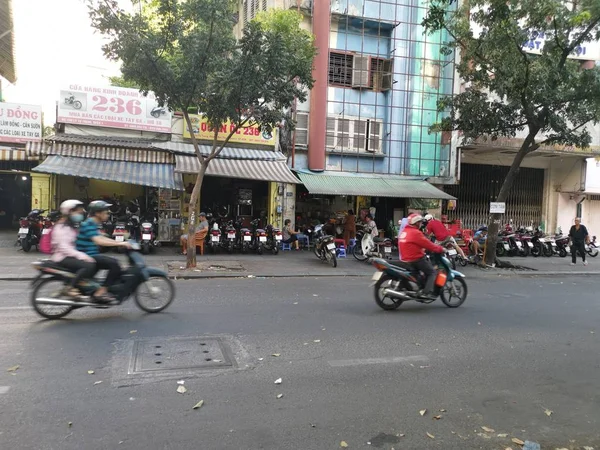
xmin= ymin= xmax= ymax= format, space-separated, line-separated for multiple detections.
xmin=484 ymin=223 xmax=599 ymax=258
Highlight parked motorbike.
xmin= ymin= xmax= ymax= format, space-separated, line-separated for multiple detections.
xmin=586 ymin=236 xmax=598 ymax=258
xmin=370 ymin=253 xmax=467 ymax=310
xmin=64 ymin=94 xmax=82 ymax=110
xmin=353 ymin=228 xmax=393 ymax=262
xmin=311 ymin=224 xmax=337 ymax=268
xmin=250 ymin=218 xmax=267 ymax=255
xmin=18 ymin=209 xmax=46 ymax=252
xmin=239 ymin=219 xmax=252 ymax=254
xmin=223 ymin=220 xmax=238 ymax=254
xmin=263 ymin=224 xmax=281 ymax=255
xmin=206 ymin=216 xmax=221 ymax=254
xmin=139 ymin=215 xmax=159 ymax=255
xmin=112 ymin=217 xmax=130 ymax=248
xmin=554 ymin=234 xmax=569 ymax=257
xmin=30 ymin=242 xmax=175 ymax=319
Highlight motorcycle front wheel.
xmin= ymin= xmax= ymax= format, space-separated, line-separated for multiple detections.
xmin=73 ymin=100 xmax=82 ymax=110
xmin=353 ymin=244 xmax=368 ymax=261
xmin=558 ymin=247 xmax=567 ymax=258
xmin=543 ymin=245 xmax=553 ymax=257
xmin=587 ymin=247 xmax=598 ymax=257
xmin=272 ymin=245 xmax=279 ymax=255
xmin=495 ymin=245 xmax=505 ymax=257
xmin=531 ymin=244 xmax=541 ymax=257
xmin=440 ymin=277 xmax=468 ymax=308
xmin=134 ymin=275 xmax=175 ymax=313
xmin=374 ymin=275 xmax=405 ymax=310
xmin=326 ymin=249 xmax=337 ymax=268
xmin=31 ymin=279 xmax=74 ymax=319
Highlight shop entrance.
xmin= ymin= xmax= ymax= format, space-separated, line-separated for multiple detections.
xmin=0 ymin=162 xmax=34 ymax=230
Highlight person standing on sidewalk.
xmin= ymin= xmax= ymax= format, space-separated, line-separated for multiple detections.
xmin=343 ymin=210 xmax=356 ymax=248
xmin=569 ymin=217 xmax=589 ymax=266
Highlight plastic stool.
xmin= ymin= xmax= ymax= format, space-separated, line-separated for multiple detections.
xmin=334 ymin=239 xmax=347 ymax=258
xmin=298 ymin=234 xmax=310 ymax=249
xmin=348 ymin=238 xmax=357 ymax=253
xmin=281 ymin=242 xmax=292 ymax=251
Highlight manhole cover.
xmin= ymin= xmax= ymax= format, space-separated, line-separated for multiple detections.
xmin=130 ymin=337 xmax=234 ymax=374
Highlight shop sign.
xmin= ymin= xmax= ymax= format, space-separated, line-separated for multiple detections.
xmin=183 ymin=114 xmax=277 ymax=146
xmin=0 ymin=103 xmax=42 ymax=144
xmin=57 ymin=84 xmax=172 ymax=133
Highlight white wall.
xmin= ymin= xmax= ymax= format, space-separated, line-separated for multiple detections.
xmin=585 ymin=157 xmax=600 ymax=193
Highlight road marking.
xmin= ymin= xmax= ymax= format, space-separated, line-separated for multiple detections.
xmin=0 ymin=386 xmax=10 ymax=394
xmin=328 ymin=355 xmax=429 ymax=367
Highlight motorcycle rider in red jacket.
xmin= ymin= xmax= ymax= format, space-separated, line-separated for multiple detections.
xmin=399 ymin=214 xmax=445 ymax=299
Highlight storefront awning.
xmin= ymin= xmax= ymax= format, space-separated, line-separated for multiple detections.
xmin=0 ymin=147 xmax=29 ymax=161
xmin=296 ymin=171 xmax=455 ymax=200
xmin=175 ymin=155 xmax=299 ymax=184
xmin=33 ymin=156 xmax=184 ymax=190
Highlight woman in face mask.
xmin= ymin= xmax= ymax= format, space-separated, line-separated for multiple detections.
xmin=50 ymin=200 xmax=105 ymax=300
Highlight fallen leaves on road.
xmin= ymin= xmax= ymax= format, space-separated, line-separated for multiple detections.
xmin=276 ymin=394 xmax=283 ymax=399
xmin=192 ymin=400 xmax=204 ymax=410
xmin=93 ymin=381 xmax=103 ymax=386
xmin=274 ymin=378 xmax=282 ymax=384
xmin=177 ymin=380 xmax=185 ymax=385
xmin=420 ymin=409 xmax=427 ymax=416
xmin=313 ymin=340 xmax=321 ymax=343
xmin=293 ymin=302 xmax=298 ymax=305
xmin=272 ymin=353 xmax=281 ymax=357
xmin=130 ymin=330 xmax=137 ymax=334
xmin=177 ymin=385 xmax=187 ymax=394
xmin=433 ymin=415 xmax=442 ymax=420
xmin=258 ymin=358 xmax=264 ymax=361
xmin=511 ymin=437 xmax=525 ymax=446
xmin=6 ymin=365 xmax=19 ymax=372
xmin=544 ymin=408 xmax=553 ymax=416
xmin=426 ymin=432 xmax=435 ymax=439
xmin=481 ymin=426 xmax=495 ymax=433
xmin=87 ymin=370 xmax=95 ymax=375
xmin=439 ymin=408 xmax=446 ymax=412
xmin=497 ymin=433 xmax=508 ymax=438
xmin=68 ymin=422 xmax=73 ymax=427
xmin=340 ymin=441 xmax=348 ymax=448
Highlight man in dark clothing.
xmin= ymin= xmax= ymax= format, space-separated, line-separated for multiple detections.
xmin=569 ymin=217 xmax=589 ymax=266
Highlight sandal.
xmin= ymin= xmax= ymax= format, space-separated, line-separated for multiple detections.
xmin=93 ymin=292 xmax=116 ymax=304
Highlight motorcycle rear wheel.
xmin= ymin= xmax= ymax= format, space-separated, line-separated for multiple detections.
xmin=440 ymin=277 xmax=467 ymax=308
xmin=587 ymin=247 xmax=598 ymax=257
xmin=543 ymin=245 xmax=553 ymax=257
xmin=374 ymin=275 xmax=405 ymax=310
xmin=141 ymin=243 xmax=150 ymax=255
xmin=20 ymin=238 xmax=31 ymax=253
xmin=531 ymin=244 xmax=541 ymax=257
xmin=495 ymin=245 xmax=505 ymax=257
xmin=353 ymin=244 xmax=368 ymax=261
xmin=559 ymin=248 xmax=567 ymax=258
xmin=134 ymin=275 xmax=175 ymax=313
xmin=272 ymin=246 xmax=279 ymax=255
xmin=31 ymin=279 xmax=74 ymax=319
xmin=326 ymin=250 xmax=337 ymax=268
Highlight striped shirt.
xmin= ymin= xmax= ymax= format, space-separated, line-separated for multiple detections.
xmin=76 ymin=218 xmax=100 ymax=256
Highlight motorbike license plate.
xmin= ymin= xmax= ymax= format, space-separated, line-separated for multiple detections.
xmin=326 ymin=243 xmax=336 ymax=250
xmin=115 ymin=235 xmax=124 ymax=242
xmin=551 ymin=242 xmax=557 ymax=247
xmin=42 ymin=228 xmax=51 ymax=235
xmin=372 ymin=271 xmax=383 ymax=281
xmin=18 ymin=228 xmax=28 ymax=234
xmin=228 ymin=233 xmax=236 ymax=239
xmin=259 ymin=236 xmax=267 ymax=242
xmin=526 ymin=241 xmax=533 ymax=248
xmin=503 ymin=243 xmax=510 ymax=250
xmin=516 ymin=241 xmax=522 ymax=247
xmin=447 ymin=249 xmax=457 ymax=255
xmin=384 ymin=247 xmax=392 ymax=253
xmin=244 ymin=236 xmax=251 ymax=242
xmin=211 ymin=236 xmax=220 ymax=242
xmin=142 ymin=233 xmax=152 ymax=241
xmin=275 ymin=235 xmax=282 ymax=241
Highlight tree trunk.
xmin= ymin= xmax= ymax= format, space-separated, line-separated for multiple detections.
xmin=186 ymin=162 xmax=208 ymax=268
xmin=483 ymin=132 xmax=539 ymax=266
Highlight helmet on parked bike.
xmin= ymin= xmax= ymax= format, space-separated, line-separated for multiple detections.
xmin=88 ymin=200 xmax=113 ymax=216
xmin=59 ymin=199 xmax=84 ymax=216
xmin=408 ymin=213 xmax=423 ymax=225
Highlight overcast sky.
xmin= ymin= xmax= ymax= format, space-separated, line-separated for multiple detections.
xmin=4 ymin=0 xmax=124 ymax=124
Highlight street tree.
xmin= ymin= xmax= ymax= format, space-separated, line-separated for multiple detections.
xmin=89 ymin=0 xmax=315 ymax=267
xmin=423 ymin=0 xmax=600 ymax=265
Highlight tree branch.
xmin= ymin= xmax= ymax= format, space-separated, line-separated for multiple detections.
xmin=559 ymin=16 xmax=600 ymax=69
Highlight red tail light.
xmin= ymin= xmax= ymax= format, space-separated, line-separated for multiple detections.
xmin=212 ymin=231 xmax=220 ymax=235
xmin=19 ymin=219 xmax=29 ymax=227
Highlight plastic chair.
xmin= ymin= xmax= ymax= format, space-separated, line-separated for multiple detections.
xmin=348 ymin=238 xmax=357 ymax=253
xmin=281 ymin=242 xmax=292 ymax=251
xmin=297 ymin=234 xmax=310 ymax=249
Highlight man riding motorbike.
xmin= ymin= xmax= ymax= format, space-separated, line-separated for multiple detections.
xmin=424 ymin=213 xmax=466 ymax=260
xmin=76 ymin=200 xmax=131 ymax=302
xmin=399 ymin=213 xmax=445 ymax=299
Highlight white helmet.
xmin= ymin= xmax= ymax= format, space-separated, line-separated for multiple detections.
xmin=424 ymin=214 xmax=433 ymax=221
xmin=408 ymin=213 xmax=423 ymax=225
xmin=60 ymin=199 xmax=84 ymax=215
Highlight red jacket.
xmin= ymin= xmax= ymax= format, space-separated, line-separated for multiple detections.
xmin=399 ymin=225 xmax=444 ymax=262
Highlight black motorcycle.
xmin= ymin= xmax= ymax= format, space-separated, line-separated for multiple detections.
xmin=223 ymin=220 xmax=238 ymax=253
xmin=18 ymin=209 xmax=46 ymax=252
xmin=250 ymin=218 xmax=267 ymax=255
xmin=205 ymin=215 xmax=221 ymax=254
xmin=30 ymin=242 xmax=175 ymax=320
xmin=263 ymin=224 xmax=281 ymax=255
xmin=311 ymin=224 xmax=337 ymax=268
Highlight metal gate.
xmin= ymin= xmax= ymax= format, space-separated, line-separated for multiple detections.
xmin=443 ymin=163 xmax=545 ymax=229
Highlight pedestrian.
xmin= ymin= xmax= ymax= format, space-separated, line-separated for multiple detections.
xmin=343 ymin=209 xmax=356 ymax=248
xmin=569 ymin=217 xmax=589 ymax=266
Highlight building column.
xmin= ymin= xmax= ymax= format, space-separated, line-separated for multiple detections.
xmin=307 ymin=0 xmax=330 ymax=172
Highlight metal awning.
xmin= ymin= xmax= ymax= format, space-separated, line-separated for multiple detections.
xmin=33 ymin=155 xmax=184 ymax=190
xmin=0 ymin=147 xmax=28 ymax=161
xmin=296 ymin=171 xmax=455 ymax=199
xmin=153 ymin=141 xmax=285 ymax=161
xmin=0 ymin=0 xmax=17 ymax=83
xmin=175 ymin=155 xmax=299 ymax=184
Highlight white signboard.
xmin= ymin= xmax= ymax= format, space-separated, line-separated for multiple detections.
xmin=57 ymin=84 xmax=172 ymax=133
xmin=522 ymin=30 xmax=600 ymax=61
xmin=0 ymin=103 xmax=42 ymax=144
xmin=490 ymin=202 xmax=506 ymax=214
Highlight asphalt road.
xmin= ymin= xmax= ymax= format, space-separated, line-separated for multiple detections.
xmin=0 ymin=276 xmax=599 ymax=450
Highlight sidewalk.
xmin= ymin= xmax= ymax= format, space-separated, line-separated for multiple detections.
xmin=0 ymin=246 xmax=598 ymax=281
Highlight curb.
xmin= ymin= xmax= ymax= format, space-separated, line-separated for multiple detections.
xmin=1 ymin=270 xmax=599 ymax=282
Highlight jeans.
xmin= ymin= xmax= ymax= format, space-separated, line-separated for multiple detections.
xmin=571 ymin=241 xmax=586 ymax=263
xmin=60 ymin=257 xmax=97 ymax=288
xmin=93 ymin=254 xmax=121 ymax=286
xmin=410 ymin=257 xmax=436 ymax=294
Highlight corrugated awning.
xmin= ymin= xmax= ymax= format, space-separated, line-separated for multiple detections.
xmin=33 ymin=156 xmax=184 ymax=190
xmin=0 ymin=0 xmax=16 ymax=83
xmin=296 ymin=172 xmax=455 ymax=200
xmin=175 ymin=154 xmax=299 ymax=184
xmin=0 ymin=147 xmax=28 ymax=161
xmin=153 ymin=141 xmax=285 ymax=161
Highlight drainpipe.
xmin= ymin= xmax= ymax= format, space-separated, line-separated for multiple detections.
xmin=307 ymin=0 xmax=330 ymax=172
